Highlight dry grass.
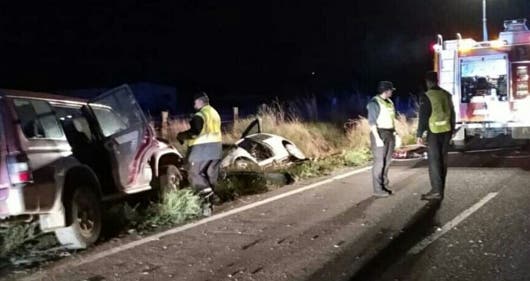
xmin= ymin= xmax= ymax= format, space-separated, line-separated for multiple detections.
xmin=225 ymin=104 xmax=340 ymax=158
xmin=395 ymin=115 xmax=418 ymax=146
xmin=345 ymin=116 xmax=371 ymax=150
xmin=159 ymin=117 xmax=191 ymax=152
xmin=227 ymin=119 xmax=337 ymax=158
xmin=161 ymin=104 xmax=418 ymax=159
xmin=345 ymin=114 xmax=418 ymax=149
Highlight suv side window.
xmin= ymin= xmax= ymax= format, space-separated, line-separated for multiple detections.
xmin=90 ymin=92 xmax=144 ymax=138
xmin=91 ymin=107 xmax=129 ymax=137
xmin=13 ymin=99 xmax=65 ymax=140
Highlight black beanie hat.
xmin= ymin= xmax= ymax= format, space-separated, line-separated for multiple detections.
xmin=193 ymin=92 xmax=209 ymax=102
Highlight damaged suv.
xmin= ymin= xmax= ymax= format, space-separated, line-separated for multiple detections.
xmin=0 ymin=85 xmax=184 ymax=249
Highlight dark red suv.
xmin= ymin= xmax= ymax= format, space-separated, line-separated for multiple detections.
xmin=0 ymin=85 xmax=183 ymax=249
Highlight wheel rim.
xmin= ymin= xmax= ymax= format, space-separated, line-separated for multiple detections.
xmin=160 ymin=167 xmax=181 ymax=193
xmin=167 ymin=173 xmax=178 ymax=190
xmin=76 ymin=195 xmax=97 ymax=238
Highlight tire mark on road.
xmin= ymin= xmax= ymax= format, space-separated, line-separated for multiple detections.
xmin=241 ymin=239 xmax=263 ymax=250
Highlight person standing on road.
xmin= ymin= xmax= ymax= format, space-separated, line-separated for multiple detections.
xmin=177 ymin=92 xmax=222 ymax=206
xmin=416 ymin=71 xmax=456 ymax=200
xmin=367 ymin=81 xmax=397 ymax=198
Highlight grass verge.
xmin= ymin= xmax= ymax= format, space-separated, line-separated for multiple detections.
xmin=116 ymin=189 xmax=203 ymax=231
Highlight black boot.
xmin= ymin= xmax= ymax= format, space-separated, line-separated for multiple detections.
xmin=373 ymin=190 xmax=391 ymax=198
xmin=197 ymin=188 xmax=214 ymax=216
xmin=421 ymin=191 xmax=442 ymax=200
xmin=382 ymin=186 xmax=393 ymax=195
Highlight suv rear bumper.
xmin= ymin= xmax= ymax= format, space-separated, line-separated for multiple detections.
xmin=0 ymin=186 xmax=26 ymax=219
xmin=0 ymin=186 xmax=66 ymax=230
xmin=0 ymin=188 xmax=8 ymax=216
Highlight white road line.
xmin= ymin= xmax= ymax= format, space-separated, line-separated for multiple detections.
xmin=408 ymin=192 xmax=498 ymax=255
xmin=24 ymin=166 xmax=372 ymax=280
xmin=448 ymin=147 xmax=520 ymax=155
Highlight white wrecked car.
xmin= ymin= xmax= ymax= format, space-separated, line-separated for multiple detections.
xmin=392 ymin=144 xmax=427 ymax=160
xmin=221 ymin=119 xmax=307 ymax=170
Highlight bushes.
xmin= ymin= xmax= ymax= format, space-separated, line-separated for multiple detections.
xmin=126 ymin=189 xmax=202 ymax=230
xmin=216 ymin=172 xmax=269 ymax=201
xmin=0 ymin=223 xmax=39 ymax=258
xmin=343 ymin=147 xmax=373 ymax=167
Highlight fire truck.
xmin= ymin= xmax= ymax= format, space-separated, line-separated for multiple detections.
xmin=433 ymin=18 xmax=530 ymax=147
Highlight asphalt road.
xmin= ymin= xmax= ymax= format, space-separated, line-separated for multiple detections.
xmin=6 ymin=148 xmax=530 ymax=281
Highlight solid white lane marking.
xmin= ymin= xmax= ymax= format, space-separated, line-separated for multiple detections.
xmin=448 ymin=147 xmax=520 ymax=155
xmin=24 ymin=166 xmax=372 ymax=280
xmin=408 ymin=192 xmax=498 ymax=255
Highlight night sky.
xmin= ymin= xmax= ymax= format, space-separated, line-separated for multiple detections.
xmin=0 ymin=1 xmax=529 ymax=100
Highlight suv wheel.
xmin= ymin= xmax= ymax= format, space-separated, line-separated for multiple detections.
xmin=54 ymin=186 xmax=102 ymax=249
xmin=159 ymin=165 xmax=182 ymax=196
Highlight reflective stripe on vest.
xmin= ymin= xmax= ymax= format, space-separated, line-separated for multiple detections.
xmin=188 ymin=105 xmax=222 ymax=146
xmin=374 ymin=96 xmax=396 ymax=129
xmin=426 ymin=89 xmax=452 ymax=133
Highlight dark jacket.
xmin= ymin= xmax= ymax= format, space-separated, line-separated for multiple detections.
xmin=416 ymin=86 xmax=456 ymax=137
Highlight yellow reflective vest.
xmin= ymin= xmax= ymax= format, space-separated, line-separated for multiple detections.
xmin=426 ymin=89 xmax=452 ymax=133
xmin=374 ymin=96 xmax=396 ymax=129
xmin=188 ymin=105 xmax=222 ymax=146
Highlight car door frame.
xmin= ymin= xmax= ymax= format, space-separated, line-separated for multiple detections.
xmin=240 ymin=118 xmax=262 ymax=139
xmin=86 ymin=85 xmax=155 ymax=193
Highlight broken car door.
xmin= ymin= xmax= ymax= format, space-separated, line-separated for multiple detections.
xmin=88 ymin=85 xmax=154 ymax=193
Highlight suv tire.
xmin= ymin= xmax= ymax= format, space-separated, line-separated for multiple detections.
xmin=54 ymin=186 xmax=102 ymax=249
xmin=158 ymin=165 xmax=182 ymax=197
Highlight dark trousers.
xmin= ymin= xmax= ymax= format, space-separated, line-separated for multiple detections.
xmin=371 ymin=129 xmax=395 ymax=192
xmin=188 ymin=159 xmax=221 ymax=192
xmin=427 ymin=132 xmax=452 ymax=194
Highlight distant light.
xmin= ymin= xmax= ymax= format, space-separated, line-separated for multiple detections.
xmin=311 ymin=72 xmax=316 ymax=76
xmin=67 ymin=115 xmax=72 ymax=119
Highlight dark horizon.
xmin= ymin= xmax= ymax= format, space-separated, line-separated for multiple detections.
xmin=0 ymin=1 xmax=529 ymax=100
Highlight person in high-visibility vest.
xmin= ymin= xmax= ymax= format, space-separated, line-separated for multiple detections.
xmin=366 ymin=81 xmax=397 ymax=198
xmin=177 ymin=92 xmax=222 ymax=206
xmin=417 ymin=71 xmax=455 ymax=200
